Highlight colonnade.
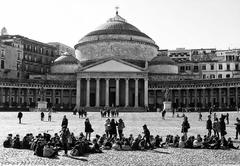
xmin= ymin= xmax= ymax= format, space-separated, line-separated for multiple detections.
xmin=76 ymin=77 xmax=148 ymax=108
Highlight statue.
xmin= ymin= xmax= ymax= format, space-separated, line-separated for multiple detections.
xmin=164 ymin=88 xmax=170 ymax=101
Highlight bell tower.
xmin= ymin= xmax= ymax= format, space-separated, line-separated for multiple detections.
xmin=1 ymin=27 xmax=8 ymax=36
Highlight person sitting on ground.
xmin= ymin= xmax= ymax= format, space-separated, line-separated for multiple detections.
xmin=12 ymin=134 xmax=21 ymax=149
xmin=209 ymin=136 xmax=221 ymax=149
xmin=91 ymin=138 xmax=102 ymax=153
xmin=221 ymin=136 xmax=229 ymax=149
xmin=102 ymin=138 xmax=112 ymax=150
xmin=22 ymin=134 xmax=31 ymax=149
xmin=34 ymin=141 xmax=44 ymax=157
xmin=121 ymin=138 xmax=131 ymax=151
xmin=193 ymin=135 xmax=203 ymax=149
xmin=43 ymin=142 xmax=58 ymax=158
xmin=128 ymin=134 xmax=134 ymax=145
xmin=112 ymin=138 xmax=122 ymax=150
xmin=3 ymin=134 xmax=13 ymax=148
xmin=131 ymin=138 xmax=140 ymax=150
xmin=185 ymin=136 xmax=194 ymax=148
xmin=154 ymin=135 xmax=162 ymax=148
xmin=178 ymin=136 xmax=186 ymax=148
xmin=227 ymin=137 xmax=239 ymax=149
xmin=172 ymin=135 xmax=180 ymax=148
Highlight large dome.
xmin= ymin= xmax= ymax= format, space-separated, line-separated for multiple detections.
xmin=84 ymin=14 xmax=151 ymax=39
xmin=74 ymin=12 xmax=159 ymax=62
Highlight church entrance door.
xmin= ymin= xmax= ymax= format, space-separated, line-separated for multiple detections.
xmin=109 ymin=87 xmax=116 ymax=107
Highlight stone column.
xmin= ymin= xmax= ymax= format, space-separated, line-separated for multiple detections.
xmin=236 ymin=87 xmax=239 ymax=108
xmin=178 ymin=89 xmax=181 ymax=107
xmin=125 ymin=78 xmax=129 ymax=107
xmin=210 ymin=88 xmax=214 ymax=106
xmin=219 ymin=88 xmax=222 ymax=109
xmin=227 ymin=87 xmax=230 ymax=108
xmin=95 ymin=78 xmax=100 ymax=107
xmin=76 ymin=79 xmax=81 ymax=109
xmin=69 ymin=89 xmax=72 ymax=109
xmin=34 ymin=89 xmax=37 ymax=103
xmin=115 ymin=78 xmax=119 ymax=107
xmin=17 ymin=88 xmax=21 ymax=107
xmin=144 ymin=78 xmax=148 ymax=107
xmin=0 ymin=87 xmax=3 ymax=106
xmin=194 ymin=89 xmax=197 ymax=108
xmin=86 ymin=78 xmax=90 ymax=107
xmin=105 ymin=78 xmax=109 ymax=107
xmin=9 ymin=88 xmax=12 ymax=107
xmin=60 ymin=89 xmax=64 ymax=107
xmin=52 ymin=89 xmax=55 ymax=107
xmin=186 ymin=89 xmax=189 ymax=107
xmin=26 ymin=89 xmax=30 ymax=107
xmin=134 ymin=78 xmax=139 ymax=107
xmin=202 ymin=88 xmax=206 ymax=108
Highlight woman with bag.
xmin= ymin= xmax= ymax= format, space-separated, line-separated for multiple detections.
xmin=85 ymin=118 xmax=94 ymax=141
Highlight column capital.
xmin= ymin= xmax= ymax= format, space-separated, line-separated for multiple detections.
xmin=95 ymin=78 xmax=100 ymax=81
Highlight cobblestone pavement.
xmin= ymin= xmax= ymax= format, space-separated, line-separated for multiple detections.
xmin=0 ymin=111 xmax=240 ymax=165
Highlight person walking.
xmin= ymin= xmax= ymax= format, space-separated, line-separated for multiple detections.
xmin=17 ymin=111 xmax=23 ymax=124
xmin=162 ymin=109 xmax=166 ymax=120
xmin=109 ymin=119 xmax=117 ymax=139
xmin=60 ymin=125 xmax=70 ymax=156
xmin=40 ymin=112 xmax=45 ymax=121
xmin=206 ymin=115 xmax=212 ymax=137
xmin=85 ymin=118 xmax=94 ymax=141
xmin=199 ymin=112 xmax=202 ymax=121
xmin=61 ymin=115 xmax=68 ymax=128
xmin=117 ymin=119 xmax=125 ymax=140
xmin=234 ymin=118 xmax=240 ymax=139
xmin=226 ymin=113 xmax=229 ymax=125
xmin=142 ymin=124 xmax=152 ymax=149
xmin=181 ymin=116 xmax=190 ymax=140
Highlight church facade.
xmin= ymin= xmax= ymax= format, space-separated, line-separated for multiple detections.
xmin=0 ymin=12 xmax=239 ymax=111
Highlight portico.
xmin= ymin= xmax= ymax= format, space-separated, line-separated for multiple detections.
xmin=76 ymin=58 xmax=148 ymax=109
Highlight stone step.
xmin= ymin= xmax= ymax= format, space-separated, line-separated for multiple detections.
xmin=84 ymin=107 xmax=146 ymax=112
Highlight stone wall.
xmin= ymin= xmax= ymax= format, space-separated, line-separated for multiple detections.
xmin=75 ymin=41 xmax=158 ymax=62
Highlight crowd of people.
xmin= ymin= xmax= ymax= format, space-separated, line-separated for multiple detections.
xmin=4 ymin=110 xmax=240 ymax=160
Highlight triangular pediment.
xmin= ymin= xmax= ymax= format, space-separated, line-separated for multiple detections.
xmin=83 ymin=59 xmax=143 ymax=72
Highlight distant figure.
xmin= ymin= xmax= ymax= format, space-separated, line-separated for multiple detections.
xmin=61 ymin=115 xmax=68 ymax=128
xmin=235 ymin=118 xmax=240 ymax=139
xmin=85 ymin=118 xmax=94 ymax=141
xmin=226 ymin=113 xmax=229 ymax=125
xmin=172 ymin=108 xmax=176 ymax=117
xmin=206 ymin=115 xmax=212 ymax=137
xmin=198 ymin=112 xmax=202 ymax=121
xmin=48 ymin=109 xmax=52 ymax=122
xmin=17 ymin=112 xmax=23 ymax=124
xmin=41 ymin=112 xmax=45 ymax=121
xmin=162 ymin=109 xmax=166 ymax=120
xmin=181 ymin=116 xmax=190 ymax=139
xmin=60 ymin=125 xmax=70 ymax=156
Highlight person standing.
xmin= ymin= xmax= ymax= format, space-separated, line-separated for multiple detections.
xmin=199 ymin=112 xmax=202 ymax=121
xmin=117 ymin=119 xmax=125 ymax=140
xmin=48 ymin=109 xmax=52 ymax=122
xmin=17 ymin=111 xmax=23 ymax=124
xmin=41 ymin=112 xmax=45 ymax=121
xmin=85 ymin=118 xmax=94 ymax=141
xmin=104 ymin=119 xmax=111 ymax=138
xmin=181 ymin=116 xmax=190 ymax=140
xmin=219 ymin=117 xmax=226 ymax=138
xmin=226 ymin=113 xmax=229 ymax=125
xmin=162 ymin=109 xmax=166 ymax=120
xmin=206 ymin=115 xmax=212 ymax=137
xmin=60 ymin=125 xmax=70 ymax=156
xmin=61 ymin=115 xmax=68 ymax=128
xmin=212 ymin=118 xmax=220 ymax=138
xmin=235 ymin=118 xmax=240 ymax=139
xmin=109 ymin=119 xmax=117 ymax=139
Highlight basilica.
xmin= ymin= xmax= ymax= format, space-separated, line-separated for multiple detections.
xmin=0 ymin=11 xmax=239 ymax=111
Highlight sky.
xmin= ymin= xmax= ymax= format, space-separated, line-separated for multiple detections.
xmin=0 ymin=0 xmax=240 ymax=50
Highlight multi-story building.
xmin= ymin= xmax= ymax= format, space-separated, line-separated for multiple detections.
xmin=0 ymin=28 xmax=58 ymax=79
xmin=168 ymin=48 xmax=192 ymax=61
xmin=48 ymin=42 xmax=75 ymax=56
xmin=0 ymin=38 xmax=23 ymax=79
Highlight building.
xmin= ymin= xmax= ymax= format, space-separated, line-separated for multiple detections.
xmin=0 ymin=12 xmax=240 ymax=111
xmin=0 ymin=29 xmax=58 ymax=79
xmin=0 ymin=38 xmax=23 ymax=79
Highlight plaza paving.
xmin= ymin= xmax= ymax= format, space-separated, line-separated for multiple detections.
xmin=0 ymin=111 xmax=240 ymax=165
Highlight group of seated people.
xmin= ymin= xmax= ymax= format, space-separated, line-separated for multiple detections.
xmin=162 ymin=134 xmax=239 ymax=149
xmin=3 ymin=130 xmax=239 ymax=158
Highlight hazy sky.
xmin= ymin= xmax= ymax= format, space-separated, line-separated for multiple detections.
xmin=0 ymin=0 xmax=240 ymax=50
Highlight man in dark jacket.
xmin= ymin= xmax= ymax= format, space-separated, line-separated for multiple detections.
xmin=17 ymin=112 xmax=23 ymax=124
xmin=206 ymin=115 xmax=212 ymax=137
xmin=142 ymin=124 xmax=152 ymax=149
xmin=235 ymin=118 xmax=240 ymax=139
xmin=219 ymin=117 xmax=226 ymax=138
